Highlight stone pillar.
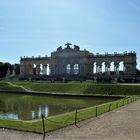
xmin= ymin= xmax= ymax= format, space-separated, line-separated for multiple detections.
xmin=59 ymin=65 xmax=63 ymax=75
xmin=77 ymin=64 xmax=80 ymax=75
xmin=23 ymin=63 xmax=33 ymax=76
xmin=20 ymin=62 xmax=25 ymax=77
xmin=62 ymin=65 xmax=66 ymax=74
xmin=70 ymin=64 xmax=74 ymax=75
xmin=54 ymin=65 xmax=57 ymax=75
xmin=88 ymin=63 xmax=93 ymax=75
xmin=79 ymin=64 xmax=82 ymax=75
xmin=99 ymin=64 xmax=102 ymax=74
xmin=42 ymin=65 xmax=45 ymax=75
xmin=105 ymin=63 xmax=110 ymax=78
xmin=43 ymin=65 xmax=47 ymax=75
xmin=79 ymin=64 xmax=87 ymax=75
xmin=50 ymin=64 xmax=54 ymax=75
xmin=114 ymin=63 xmax=119 ymax=76
xmin=124 ymin=62 xmax=136 ymax=75
xmin=84 ymin=64 xmax=88 ymax=75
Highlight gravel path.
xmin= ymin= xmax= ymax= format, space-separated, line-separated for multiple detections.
xmin=0 ymin=100 xmax=140 ymax=140
xmin=7 ymin=82 xmax=32 ymax=92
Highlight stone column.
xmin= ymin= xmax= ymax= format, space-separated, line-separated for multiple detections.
xmin=43 ymin=65 xmax=47 ymax=75
xmin=124 ymin=62 xmax=136 ymax=75
xmin=105 ymin=63 xmax=110 ymax=78
xmin=70 ymin=64 xmax=74 ymax=75
xmin=88 ymin=63 xmax=93 ymax=75
xmin=99 ymin=64 xmax=102 ymax=74
xmin=36 ymin=64 xmax=41 ymax=75
xmin=84 ymin=64 xmax=88 ymax=75
xmin=24 ymin=64 xmax=33 ymax=76
xmin=49 ymin=64 xmax=54 ymax=75
xmin=79 ymin=64 xmax=82 ymax=75
xmin=114 ymin=63 xmax=119 ymax=76
xmin=54 ymin=65 xmax=57 ymax=75
xmin=20 ymin=63 xmax=25 ymax=77
xmin=79 ymin=64 xmax=85 ymax=75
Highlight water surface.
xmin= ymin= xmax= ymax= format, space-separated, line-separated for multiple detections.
xmin=0 ymin=93 xmax=118 ymax=120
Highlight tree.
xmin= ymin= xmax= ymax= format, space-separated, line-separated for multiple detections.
xmin=0 ymin=62 xmax=14 ymax=78
xmin=0 ymin=62 xmax=3 ymax=78
xmin=136 ymin=69 xmax=140 ymax=75
xmin=14 ymin=64 xmax=20 ymax=75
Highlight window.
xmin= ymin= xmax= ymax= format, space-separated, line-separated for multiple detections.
xmin=74 ymin=64 xmax=79 ymax=75
xmin=66 ymin=64 xmax=71 ymax=74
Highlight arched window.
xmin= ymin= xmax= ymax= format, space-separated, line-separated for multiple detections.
xmin=47 ymin=64 xmax=50 ymax=75
xmin=93 ymin=62 xmax=96 ymax=74
xmin=119 ymin=61 xmax=124 ymax=71
xmin=74 ymin=64 xmax=79 ymax=75
xmin=110 ymin=62 xmax=114 ymax=71
xmin=66 ymin=64 xmax=71 ymax=74
xmin=40 ymin=64 xmax=43 ymax=75
xmin=102 ymin=62 xmax=105 ymax=73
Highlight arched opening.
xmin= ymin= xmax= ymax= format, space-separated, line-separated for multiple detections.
xmin=93 ymin=62 xmax=96 ymax=74
xmin=66 ymin=64 xmax=71 ymax=74
xmin=74 ymin=64 xmax=79 ymax=75
xmin=110 ymin=62 xmax=114 ymax=75
xmin=119 ymin=61 xmax=124 ymax=71
xmin=119 ymin=61 xmax=124 ymax=74
xmin=40 ymin=64 xmax=43 ymax=75
xmin=102 ymin=62 xmax=105 ymax=74
xmin=96 ymin=63 xmax=101 ymax=74
xmin=47 ymin=64 xmax=50 ymax=75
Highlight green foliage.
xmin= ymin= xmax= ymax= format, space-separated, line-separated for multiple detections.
xmin=0 ymin=62 xmax=14 ymax=78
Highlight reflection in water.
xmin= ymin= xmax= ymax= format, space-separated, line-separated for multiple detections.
xmin=0 ymin=113 xmax=19 ymax=120
xmin=31 ymin=111 xmax=35 ymax=119
xmin=31 ymin=105 xmax=49 ymax=119
xmin=0 ymin=105 xmax=49 ymax=120
xmin=0 ymin=93 xmax=118 ymax=120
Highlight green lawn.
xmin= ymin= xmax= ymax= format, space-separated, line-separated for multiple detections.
xmin=0 ymin=80 xmax=140 ymax=95
xmin=0 ymin=82 xmax=25 ymax=92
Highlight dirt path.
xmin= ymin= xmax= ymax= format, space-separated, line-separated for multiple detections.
xmin=7 ymin=82 xmax=32 ymax=92
xmin=0 ymin=100 xmax=140 ymax=140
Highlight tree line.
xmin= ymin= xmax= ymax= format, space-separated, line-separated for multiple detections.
xmin=0 ymin=62 xmax=20 ymax=79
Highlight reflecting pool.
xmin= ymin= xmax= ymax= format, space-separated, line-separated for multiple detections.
xmin=0 ymin=93 xmax=118 ymax=120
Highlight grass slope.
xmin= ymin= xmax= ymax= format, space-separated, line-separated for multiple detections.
xmin=0 ymin=82 xmax=25 ymax=92
xmin=4 ymin=81 xmax=140 ymax=95
xmin=0 ymin=81 xmax=140 ymax=95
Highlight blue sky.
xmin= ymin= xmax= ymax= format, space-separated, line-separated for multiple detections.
xmin=0 ymin=0 xmax=140 ymax=68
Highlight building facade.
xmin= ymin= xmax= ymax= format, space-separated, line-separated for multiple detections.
xmin=20 ymin=43 xmax=137 ymax=81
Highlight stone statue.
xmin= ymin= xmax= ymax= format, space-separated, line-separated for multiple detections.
xmin=5 ymin=68 xmax=11 ymax=79
xmin=65 ymin=42 xmax=72 ymax=48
